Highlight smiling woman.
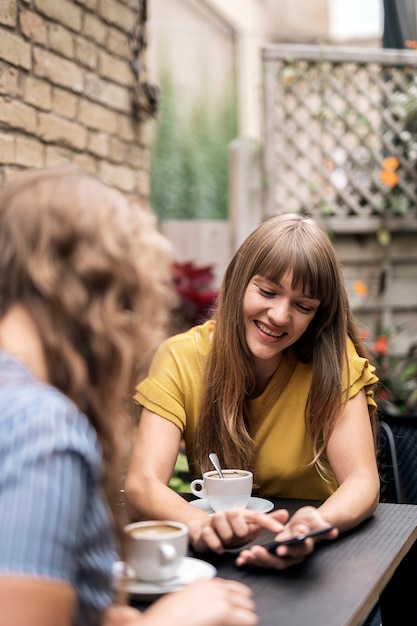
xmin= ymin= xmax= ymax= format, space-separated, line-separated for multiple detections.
xmin=243 ymin=272 xmax=321 ymax=390
xmin=125 ymin=213 xmax=380 ymax=566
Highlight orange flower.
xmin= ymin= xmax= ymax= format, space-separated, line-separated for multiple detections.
xmin=374 ymin=335 xmax=388 ymax=355
xmin=381 ymin=157 xmax=399 ymax=171
xmin=379 ymin=169 xmax=399 ymax=188
xmin=405 ymin=40 xmax=417 ymax=49
xmin=353 ymin=280 xmax=368 ymax=297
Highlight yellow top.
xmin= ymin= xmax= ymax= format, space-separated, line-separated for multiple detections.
xmin=134 ymin=320 xmax=378 ymax=500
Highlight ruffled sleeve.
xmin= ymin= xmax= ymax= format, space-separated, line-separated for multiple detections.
xmin=342 ymin=337 xmax=379 ymax=415
xmin=134 ymin=336 xmax=187 ymax=432
xmin=133 ymin=321 xmax=214 ymax=433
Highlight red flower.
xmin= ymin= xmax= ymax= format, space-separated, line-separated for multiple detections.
xmin=171 ymin=261 xmax=218 ymax=331
xmin=374 ymin=335 xmax=388 ymax=355
xmin=376 ymin=387 xmax=389 ymax=402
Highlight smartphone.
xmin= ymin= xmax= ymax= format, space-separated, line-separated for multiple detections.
xmin=263 ymin=525 xmax=334 ymax=553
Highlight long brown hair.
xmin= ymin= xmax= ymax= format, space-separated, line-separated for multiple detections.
xmin=0 ymin=164 xmax=173 ymax=562
xmin=195 ymin=213 xmax=375 ymax=479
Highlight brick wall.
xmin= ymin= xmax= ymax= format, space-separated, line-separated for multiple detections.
xmin=0 ymin=0 xmax=150 ymax=196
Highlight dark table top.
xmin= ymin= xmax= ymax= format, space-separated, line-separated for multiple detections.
xmin=132 ymin=497 xmax=417 ymax=626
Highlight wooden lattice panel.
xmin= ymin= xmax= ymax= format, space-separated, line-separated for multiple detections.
xmin=262 ymin=45 xmax=417 ymax=230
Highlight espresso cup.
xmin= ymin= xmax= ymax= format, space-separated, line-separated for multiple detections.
xmin=125 ymin=520 xmax=188 ymax=582
xmin=190 ymin=469 xmax=253 ymax=512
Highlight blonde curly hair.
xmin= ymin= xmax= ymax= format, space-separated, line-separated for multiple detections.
xmin=0 ymin=163 xmax=173 ymax=561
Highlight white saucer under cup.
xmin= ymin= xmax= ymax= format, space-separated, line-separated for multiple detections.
xmin=190 ymin=469 xmax=253 ymax=512
xmin=190 ymin=495 xmax=274 ymax=515
xmin=112 ymin=557 xmax=217 ymax=600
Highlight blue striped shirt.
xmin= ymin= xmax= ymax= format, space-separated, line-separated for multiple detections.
xmin=0 ymin=350 xmax=116 ymax=625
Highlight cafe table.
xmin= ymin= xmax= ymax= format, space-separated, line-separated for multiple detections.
xmin=131 ymin=496 xmax=417 ymax=626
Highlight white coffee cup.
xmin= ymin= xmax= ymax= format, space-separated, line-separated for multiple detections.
xmin=190 ymin=469 xmax=253 ymax=512
xmin=125 ymin=520 xmax=188 ymax=582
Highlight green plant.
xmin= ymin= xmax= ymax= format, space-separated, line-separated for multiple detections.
xmin=372 ymin=76 xmax=417 ymax=226
xmin=150 ymin=67 xmax=237 ymax=220
xmin=352 ymin=280 xmax=417 ymax=414
xmin=362 ymin=327 xmax=417 ymax=414
xmin=390 ymin=76 xmax=417 ymax=161
xmin=169 ymin=448 xmax=191 ymax=493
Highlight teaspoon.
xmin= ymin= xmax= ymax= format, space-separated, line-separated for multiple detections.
xmin=209 ymin=452 xmax=224 ymax=479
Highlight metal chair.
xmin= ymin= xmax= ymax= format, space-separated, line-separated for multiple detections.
xmin=378 ymin=412 xmax=417 ymax=504
xmin=378 ymin=419 xmax=403 ymax=503
xmin=363 ymin=413 xmax=417 ymax=626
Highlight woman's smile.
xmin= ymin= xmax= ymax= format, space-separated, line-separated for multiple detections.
xmin=243 ymin=271 xmax=320 ymax=373
xmin=254 ymin=320 xmax=286 ymax=341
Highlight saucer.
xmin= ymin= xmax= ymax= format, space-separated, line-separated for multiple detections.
xmin=112 ymin=557 xmax=217 ymax=600
xmin=189 ymin=496 xmax=274 ymax=515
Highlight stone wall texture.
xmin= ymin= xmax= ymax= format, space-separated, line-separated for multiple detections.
xmin=0 ymin=0 xmax=149 ymax=196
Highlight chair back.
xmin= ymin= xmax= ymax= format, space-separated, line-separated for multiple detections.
xmin=378 ymin=412 xmax=417 ymax=504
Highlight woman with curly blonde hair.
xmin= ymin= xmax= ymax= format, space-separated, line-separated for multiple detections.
xmin=0 ymin=165 xmax=258 ymax=626
xmin=126 ymin=213 xmax=379 ymax=569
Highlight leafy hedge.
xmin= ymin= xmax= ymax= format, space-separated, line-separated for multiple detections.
xmin=150 ymin=69 xmax=237 ymax=220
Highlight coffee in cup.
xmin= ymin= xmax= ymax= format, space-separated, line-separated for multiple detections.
xmin=125 ymin=520 xmax=188 ymax=582
xmin=190 ymin=469 xmax=253 ymax=512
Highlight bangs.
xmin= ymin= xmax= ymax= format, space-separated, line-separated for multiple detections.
xmin=254 ymin=233 xmax=332 ymax=303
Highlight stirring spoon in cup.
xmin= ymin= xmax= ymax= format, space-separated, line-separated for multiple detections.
xmin=209 ymin=453 xmax=224 ymax=479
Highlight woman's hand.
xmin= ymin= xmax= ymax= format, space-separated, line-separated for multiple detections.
xmin=103 ymin=578 xmax=258 ymax=626
xmin=189 ymin=509 xmax=289 ymax=553
xmin=235 ymin=506 xmax=338 ymax=570
xmin=142 ymin=578 xmax=258 ymax=626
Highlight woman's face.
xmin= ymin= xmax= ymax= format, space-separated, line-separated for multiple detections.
xmin=243 ymin=271 xmax=320 ymax=375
